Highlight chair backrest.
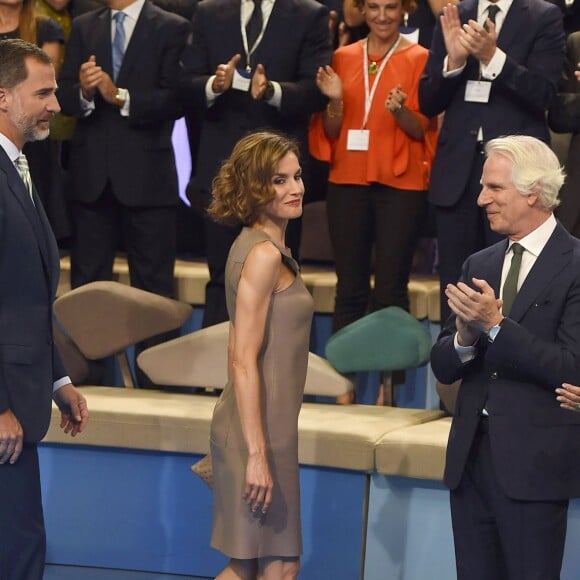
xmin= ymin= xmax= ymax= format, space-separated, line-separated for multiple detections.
xmin=54 ymin=281 xmax=193 ymax=386
xmin=137 ymin=321 xmax=354 ymax=396
xmin=325 ymin=306 xmax=432 ymax=374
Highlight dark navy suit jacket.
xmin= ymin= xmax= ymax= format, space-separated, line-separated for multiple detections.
xmin=0 ymin=146 xmax=65 ymax=442
xmin=419 ymin=0 xmax=565 ymax=207
xmin=179 ymin=0 xmax=332 ymax=193
xmin=432 ymin=223 xmax=580 ymax=501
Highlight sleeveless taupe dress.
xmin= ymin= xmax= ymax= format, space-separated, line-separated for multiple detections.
xmin=210 ymin=227 xmax=314 ymax=559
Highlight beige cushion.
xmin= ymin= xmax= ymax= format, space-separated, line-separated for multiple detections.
xmin=138 ymin=321 xmax=354 ymax=396
xmin=54 ymin=281 xmax=192 ymax=359
xmin=428 ymin=283 xmax=441 ymax=323
xmin=59 ymin=256 xmax=439 ymax=319
xmin=44 ymin=387 xmax=443 ymax=471
xmin=375 ymin=417 xmax=452 ymax=480
xmin=298 ymin=405 xmax=443 ymax=471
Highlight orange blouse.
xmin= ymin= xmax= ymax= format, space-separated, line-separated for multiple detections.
xmin=312 ymin=39 xmax=438 ymax=190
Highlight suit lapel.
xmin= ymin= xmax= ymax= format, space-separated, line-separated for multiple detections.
xmin=497 ymin=0 xmax=529 ymax=50
xmin=477 ymin=240 xmax=507 ymax=297
xmin=117 ymin=2 xmax=151 ymax=83
xmin=95 ymin=10 xmax=113 ymax=78
xmin=509 ymin=224 xmax=572 ymax=321
xmin=0 ymin=149 xmax=54 ymax=286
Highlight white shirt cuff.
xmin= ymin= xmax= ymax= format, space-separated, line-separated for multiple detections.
xmin=120 ymin=90 xmax=130 ymax=117
xmin=443 ymin=55 xmax=466 ymax=78
xmin=480 ymin=48 xmax=506 ymax=80
xmin=454 ymin=332 xmax=476 ymax=363
xmin=80 ymin=88 xmax=95 ymax=117
xmin=265 ymin=81 xmax=282 ymax=109
xmin=53 ymin=376 xmax=72 ymax=392
xmin=205 ymin=76 xmax=219 ymax=107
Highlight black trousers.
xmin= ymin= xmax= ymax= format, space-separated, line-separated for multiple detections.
xmin=0 ymin=444 xmax=45 ymax=580
xmin=435 ymin=147 xmax=502 ymax=323
xmin=326 ymin=182 xmax=426 ymax=333
xmin=451 ymin=420 xmax=568 ymax=580
xmin=70 ymin=183 xmax=177 ymax=298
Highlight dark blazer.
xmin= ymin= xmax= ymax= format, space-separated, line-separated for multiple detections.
xmin=0 ymin=147 xmax=65 ymax=443
xmin=431 ymin=223 xmax=580 ymax=501
xmin=58 ymin=1 xmax=190 ymax=207
xmin=419 ymin=0 xmax=565 ymax=207
xmin=549 ymin=31 xmax=580 ymax=238
xmin=179 ymin=0 xmax=332 ymax=193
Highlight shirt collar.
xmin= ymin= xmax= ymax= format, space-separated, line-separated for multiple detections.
xmin=507 ymin=213 xmax=557 ymax=258
xmin=111 ymin=0 xmax=145 ymax=22
xmin=0 ymin=132 xmax=21 ymax=164
xmin=478 ymin=0 xmax=513 ymax=21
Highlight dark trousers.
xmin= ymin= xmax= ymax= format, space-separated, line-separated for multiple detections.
xmin=326 ymin=182 xmax=426 ymax=333
xmin=436 ymin=147 xmax=503 ymax=323
xmin=0 ymin=444 xmax=45 ymax=580
xmin=70 ymin=183 xmax=176 ymax=298
xmin=451 ymin=421 xmax=568 ymax=580
xmin=201 ymin=201 xmax=302 ymax=328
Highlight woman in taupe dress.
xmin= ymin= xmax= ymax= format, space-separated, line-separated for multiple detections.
xmin=207 ymin=131 xmax=314 ymax=580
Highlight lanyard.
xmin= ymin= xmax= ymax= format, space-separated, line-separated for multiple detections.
xmin=362 ymin=35 xmax=401 ymax=129
xmin=240 ymin=3 xmax=267 ymax=72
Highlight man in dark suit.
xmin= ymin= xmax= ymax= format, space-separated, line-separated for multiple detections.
xmin=0 ymin=39 xmax=89 ymax=580
xmin=180 ymin=0 xmax=331 ymax=327
xmin=419 ymin=0 xmax=565 ymax=322
xmin=431 ymin=135 xmax=580 ymax=579
xmin=58 ymin=0 xmax=190 ymax=298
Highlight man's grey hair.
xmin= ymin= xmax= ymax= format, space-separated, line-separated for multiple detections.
xmin=485 ymin=135 xmax=565 ymax=211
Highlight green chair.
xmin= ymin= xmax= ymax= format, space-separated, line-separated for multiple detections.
xmin=325 ymin=306 xmax=432 ymax=405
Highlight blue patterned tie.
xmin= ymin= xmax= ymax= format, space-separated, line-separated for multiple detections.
xmin=112 ymin=11 xmax=126 ymax=81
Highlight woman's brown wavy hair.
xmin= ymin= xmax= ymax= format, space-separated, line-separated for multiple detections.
xmin=208 ymin=131 xmax=300 ymax=226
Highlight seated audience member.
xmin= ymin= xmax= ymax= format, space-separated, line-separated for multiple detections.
xmin=313 ymin=0 xmax=437 ymax=404
xmin=549 ymin=30 xmax=580 ymax=239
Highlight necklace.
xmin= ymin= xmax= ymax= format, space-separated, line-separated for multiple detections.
xmin=367 ymin=34 xmax=400 ymax=74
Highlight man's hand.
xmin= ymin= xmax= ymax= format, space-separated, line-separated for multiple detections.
xmin=251 ymin=64 xmax=268 ymax=100
xmin=459 ymin=18 xmax=497 ymax=66
xmin=212 ymin=53 xmax=241 ymax=94
xmin=441 ymin=3 xmax=469 ymax=70
xmin=53 ymin=384 xmax=89 ymax=437
xmin=446 ymin=277 xmax=504 ymax=337
xmin=0 ymin=409 xmax=23 ymax=464
xmin=96 ymin=71 xmax=119 ymax=105
xmin=79 ymin=55 xmax=103 ymax=101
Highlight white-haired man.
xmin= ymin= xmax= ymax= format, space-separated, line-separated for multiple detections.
xmin=432 ymin=135 xmax=580 ymax=579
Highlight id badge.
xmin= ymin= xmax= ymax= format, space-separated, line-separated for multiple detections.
xmin=464 ymin=80 xmax=492 ymax=103
xmin=232 ymin=68 xmax=251 ymax=92
xmin=347 ymin=129 xmax=370 ymax=151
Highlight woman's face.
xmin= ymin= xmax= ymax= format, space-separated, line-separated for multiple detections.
xmin=262 ymin=152 xmax=304 ymax=222
xmin=363 ymin=0 xmax=404 ymax=44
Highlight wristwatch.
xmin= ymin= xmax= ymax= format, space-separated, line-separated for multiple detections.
xmin=115 ymin=87 xmax=128 ymax=107
xmin=263 ymin=81 xmax=275 ymax=102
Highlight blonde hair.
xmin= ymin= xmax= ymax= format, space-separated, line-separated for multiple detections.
xmin=208 ymin=131 xmax=300 ymax=226
xmin=485 ymin=135 xmax=565 ymax=211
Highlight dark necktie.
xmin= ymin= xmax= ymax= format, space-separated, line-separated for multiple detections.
xmin=246 ymin=0 xmax=263 ymax=52
xmin=502 ymin=242 xmax=524 ymax=317
xmin=15 ymin=154 xmax=34 ymax=203
xmin=484 ymin=4 xmax=500 ymax=31
xmin=112 ymin=11 xmax=126 ymax=81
